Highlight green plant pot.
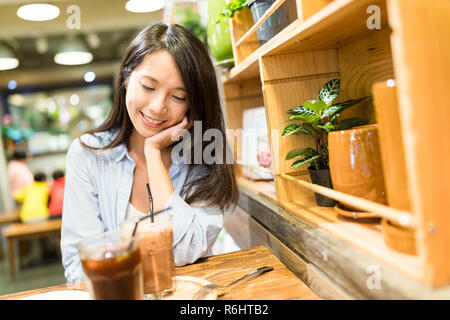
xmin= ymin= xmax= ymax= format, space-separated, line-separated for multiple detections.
xmin=207 ymin=0 xmax=234 ymax=64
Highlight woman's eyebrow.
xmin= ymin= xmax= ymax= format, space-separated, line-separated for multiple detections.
xmin=142 ymin=75 xmax=186 ymax=92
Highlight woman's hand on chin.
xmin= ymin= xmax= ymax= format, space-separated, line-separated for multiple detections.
xmin=144 ymin=115 xmax=192 ymax=153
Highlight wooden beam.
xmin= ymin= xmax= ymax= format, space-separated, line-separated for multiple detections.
xmin=388 ymin=0 xmax=450 ymax=287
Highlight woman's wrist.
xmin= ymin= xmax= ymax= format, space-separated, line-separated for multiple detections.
xmin=144 ymin=143 xmax=162 ymax=159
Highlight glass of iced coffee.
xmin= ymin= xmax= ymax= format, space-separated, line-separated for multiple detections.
xmin=120 ymin=212 xmax=175 ymax=299
xmin=78 ymin=230 xmax=144 ymax=300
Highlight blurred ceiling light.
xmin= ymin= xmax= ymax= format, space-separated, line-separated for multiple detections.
xmin=17 ymin=3 xmax=60 ymax=21
xmin=84 ymin=71 xmax=96 ymax=82
xmin=0 ymin=44 xmax=19 ymax=70
xmin=54 ymin=36 xmax=93 ymax=65
xmin=36 ymin=37 xmax=48 ymax=54
xmin=70 ymin=94 xmax=79 ymax=105
xmin=86 ymin=33 xmax=101 ymax=49
xmin=125 ymin=0 xmax=165 ymax=13
xmin=8 ymin=80 xmax=18 ymax=90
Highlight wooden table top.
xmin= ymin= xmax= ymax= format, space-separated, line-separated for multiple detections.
xmin=2 ymin=219 xmax=62 ymax=237
xmin=0 ymin=246 xmax=320 ymax=300
xmin=0 ymin=209 xmax=20 ymax=225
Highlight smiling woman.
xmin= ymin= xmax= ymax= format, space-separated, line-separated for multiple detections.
xmin=61 ymin=23 xmax=238 ymax=283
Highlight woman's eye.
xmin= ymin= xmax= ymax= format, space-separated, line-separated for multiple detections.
xmin=141 ymin=84 xmax=155 ymax=92
xmin=173 ymin=95 xmax=187 ymax=102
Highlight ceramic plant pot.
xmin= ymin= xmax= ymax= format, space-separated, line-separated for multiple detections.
xmin=247 ymin=0 xmax=287 ymax=45
xmin=381 ymin=219 xmax=417 ymax=255
xmin=308 ymin=167 xmax=338 ymax=207
xmin=373 ymin=80 xmax=417 ymax=255
xmin=328 ymin=124 xmax=387 ymax=212
xmin=207 ymin=0 xmax=234 ymax=64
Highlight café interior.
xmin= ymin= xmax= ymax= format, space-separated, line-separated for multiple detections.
xmin=0 ymin=0 xmax=449 ymax=301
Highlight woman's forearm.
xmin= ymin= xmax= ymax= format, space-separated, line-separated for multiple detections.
xmin=145 ymin=147 xmax=174 ymax=212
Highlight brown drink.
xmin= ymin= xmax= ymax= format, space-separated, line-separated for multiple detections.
xmin=78 ymin=231 xmax=144 ymax=300
xmin=120 ymin=213 xmax=175 ymax=298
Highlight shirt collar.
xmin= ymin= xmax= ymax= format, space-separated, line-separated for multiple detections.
xmin=112 ymin=140 xmax=186 ymax=169
xmin=113 ymin=143 xmax=131 ymax=163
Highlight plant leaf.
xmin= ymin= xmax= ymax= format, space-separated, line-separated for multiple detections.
xmin=338 ymin=117 xmax=368 ymax=130
xmin=318 ymin=78 xmax=340 ymax=105
xmin=285 ymin=147 xmax=317 ymax=160
xmin=287 ymin=106 xmax=319 ymax=123
xmin=281 ymin=123 xmax=313 ymax=137
xmin=321 ymin=96 xmax=370 ymax=119
xmin=303 ymin=100 xmax=327 ymax=115
xmin=291 ymin=154 xmax=323 ymax=168
xmin=317 ymin=122 xmax=336 ymax=132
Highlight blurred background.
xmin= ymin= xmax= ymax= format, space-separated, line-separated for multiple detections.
xmin=0 ymin=0 xmax=239 ymax=295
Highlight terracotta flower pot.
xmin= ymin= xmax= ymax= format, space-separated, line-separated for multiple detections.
xmin=328 ymin=124 xmax=387 ymax=212
xmin=381 ymin=219 xmax=417 ymax=255
xmin=373 ymin=81 xmax=417 ymax=255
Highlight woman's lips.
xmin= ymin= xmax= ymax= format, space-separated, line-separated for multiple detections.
xmin=140 ymin=111 xmax=166 ymax=128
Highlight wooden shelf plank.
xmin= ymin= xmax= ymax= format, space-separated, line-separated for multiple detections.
xmin=279 ymin=199 xmax=424 ymax=283
xmin=235 ymin=0 xmax=286 ymax=47
xmin=267 ymin=0 xmax=389 ymax=55
xmin=236 ymin=176 xmax=423 ymax=283
xmin=237 ymin=177 xmax=277 ymax=203
xmin=223 ymin=0 xmax=388 ymax=83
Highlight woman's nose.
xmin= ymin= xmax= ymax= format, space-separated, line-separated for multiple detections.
xmin=146 ymin=92 xmax=167 ymax=115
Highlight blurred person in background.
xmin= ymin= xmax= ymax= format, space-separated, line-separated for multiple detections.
xmin=14 ymin=172 xmax=50 ymax=223
xmin=48 ymin=170 xmax=65 ymax=220
xmin=7 ymin=149 xmax=34 ymax=205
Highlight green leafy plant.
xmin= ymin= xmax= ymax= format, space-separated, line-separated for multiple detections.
xmin=180 ymin=8 xmax=207 ymax=45
xmin=281 ymin=78 xmax=370 ymax=170
xmin=215 ymin=0 xmax=249 ymax=23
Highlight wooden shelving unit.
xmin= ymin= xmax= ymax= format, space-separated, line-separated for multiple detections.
xmin=220 ymin=0 xmax=450 ymax=289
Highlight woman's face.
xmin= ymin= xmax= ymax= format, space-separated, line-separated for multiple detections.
xmin=125 ymin=50 xmax=189 ymax=138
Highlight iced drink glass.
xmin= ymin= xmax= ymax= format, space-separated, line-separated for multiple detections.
xmin=120 ymin=212 xmax=175 ymax=299
xmin=77 ymin=230 xmax=144 ymax=300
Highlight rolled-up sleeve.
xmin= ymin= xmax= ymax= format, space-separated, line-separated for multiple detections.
xmin=166 ymin=190 xmax=223 ymax=266
xmin=61 ymin=139 xmax=104 ymax=282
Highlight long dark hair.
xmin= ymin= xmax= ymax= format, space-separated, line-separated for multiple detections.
xmin=80 ymin=23 xmax=238 ymax=211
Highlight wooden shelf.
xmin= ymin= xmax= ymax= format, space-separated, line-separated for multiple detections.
xmin=223 ymin=0 xmax=388 ymax=84
xmin=279 ymin=173 xmax=415 ymax=228
xmin=221 ymin=0 xmax=450 ymax=289
xmin=266 ymin=0 xmax=389 ymax=55
xmin=237 ymin=175 xmax=422 ymax=282
xmin=237 ymin=176 xmax=277 ymax=204
xmin=280 ymin=199 xmax=423 ymax=282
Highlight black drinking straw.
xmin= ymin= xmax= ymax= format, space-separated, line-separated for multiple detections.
xmin=146 ymin=183 xmax=154 ymax=223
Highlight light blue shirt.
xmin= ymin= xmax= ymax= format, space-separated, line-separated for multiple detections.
xmin=61 ymin=130 xmax=224 ymax=282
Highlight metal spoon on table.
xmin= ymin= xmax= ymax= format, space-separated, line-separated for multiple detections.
xmin=193 ymin=266 xmax=274 ymax=300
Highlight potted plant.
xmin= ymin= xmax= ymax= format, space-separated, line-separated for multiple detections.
xmin=217 ymin=0 xmax=287 ymax=45
xmin=280 ymin=78 xmax=370 ymax=206
xmin=207 ymin=0 xmax=234 ymax=69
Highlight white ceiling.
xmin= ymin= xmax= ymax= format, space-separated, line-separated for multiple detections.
xmin=0 ymin=0 xmax=164 ymax=39
xmin=0 ymin=0 xmax=165 ymax=88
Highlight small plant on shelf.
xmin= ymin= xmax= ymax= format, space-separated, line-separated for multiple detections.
xmin=217 ymin=0 xmax=249 ymax=21
xmin=281 ymin=78 xmax=369 ymax=169
xmin=280 ymin=78 xmax=370 ymax=206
